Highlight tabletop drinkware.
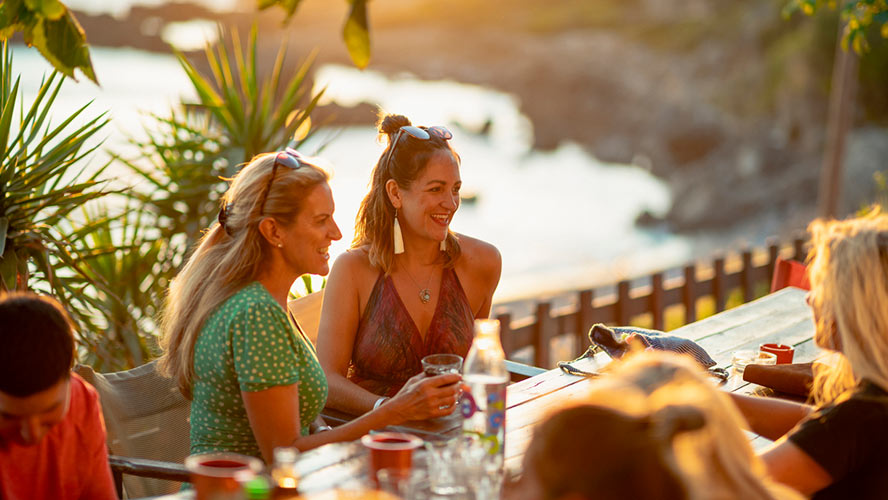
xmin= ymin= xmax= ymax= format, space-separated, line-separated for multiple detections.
xmin=184 ymin=452 xmax=263 ymax=500
xmin=361 ymin=432 xmax=423 ymax=488
xmin=421 ymin=353 xmax=464 ymax=377
xmin=759 ymin=343 xmax=795 ymax=364
xmin=731 ymin=350 xmax=777 ymax=373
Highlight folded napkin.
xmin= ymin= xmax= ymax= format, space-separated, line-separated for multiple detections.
xmin=589 ymin=324 xmax=718 ymax=369
xmin=558 ymin=324 xmax=728 ymax=381
xmin=742 ymin=362 xmax=814 ymax=397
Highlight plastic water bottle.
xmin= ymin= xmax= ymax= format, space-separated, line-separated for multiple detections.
xmin=460 ymin=319 xmax=508 ymax=497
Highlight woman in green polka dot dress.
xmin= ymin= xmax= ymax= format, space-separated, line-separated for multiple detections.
xmin=156 ymin=150 xmax=462 ymax=463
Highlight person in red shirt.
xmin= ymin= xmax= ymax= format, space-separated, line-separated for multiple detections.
xmin=0 ymin=292 xmax=117 ymax=500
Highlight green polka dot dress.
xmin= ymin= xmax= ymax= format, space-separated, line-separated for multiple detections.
xmin=190 ymin=282 xmax=328 ymax=459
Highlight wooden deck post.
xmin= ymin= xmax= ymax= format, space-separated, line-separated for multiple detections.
xmin=683 ymin=264 xmax=696 ymax=324
xmin=576 ymin=290 xmax=593 ymax=354
xmin=497 ymin=312 xmax=514 ymax=358
xmin=713 ymin=256 xmax=726 ymax=313
xmin=651 ymin=273 xmax=664 ymax=330
xmin=533 ymin=302 xmax=554 ymax=368
xmin=741 ymin=249 xmax=754 ymax=303
xmin=616 ymin=280 xmax=631 ymax=325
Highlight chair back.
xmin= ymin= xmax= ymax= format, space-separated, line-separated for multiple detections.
xmin=288 ymin=289 xmax=325 ymax=346
xmin=770 ymin=257 xmax=811 ymax=292
xmin=75 ymin=361 xmax=191 ymax=498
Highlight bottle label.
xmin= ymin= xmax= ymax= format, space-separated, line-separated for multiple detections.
xmin=460 ymin=382 xmax=506 ymax=455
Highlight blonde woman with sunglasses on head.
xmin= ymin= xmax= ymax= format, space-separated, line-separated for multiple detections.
xmin=317 ymin=114 xmax=502 ymax=420
xmin=731 ymin=211 xmax=888 ymax=499
xmin=157 ymin=150 xmax=469 ymax=463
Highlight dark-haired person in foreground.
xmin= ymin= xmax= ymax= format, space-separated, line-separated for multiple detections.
xmin=0 ymin=292 xmax=117 ymax=500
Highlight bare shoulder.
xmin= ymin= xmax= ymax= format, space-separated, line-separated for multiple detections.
xmin=455 ymin=234 xmax=501 ymax=277
xmin=328 ymin=247 xmax=378 ymax=284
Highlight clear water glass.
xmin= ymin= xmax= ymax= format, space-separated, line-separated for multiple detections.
xmin=732 ymin=350 xmax=777 ymax=373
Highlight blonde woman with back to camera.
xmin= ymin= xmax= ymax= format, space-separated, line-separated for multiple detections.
xmin=730 ymin=211 xmax=888 ymax=499
xmin=317 ymin=114 xmax=502 ymax=419
xmin=157 ymin=149 xmax=473 ymax=463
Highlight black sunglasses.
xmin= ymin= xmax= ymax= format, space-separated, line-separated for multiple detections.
xmin=384 ymin=125 xmax=453 ymax=172
xmin=258 ymin=147 xmax=305 ymax=215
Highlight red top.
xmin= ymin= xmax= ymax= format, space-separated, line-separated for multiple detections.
xmin=0 ymin=374 xmax=117 ymax=500
xmin=348 ymin=267 xmax=474 ymax=396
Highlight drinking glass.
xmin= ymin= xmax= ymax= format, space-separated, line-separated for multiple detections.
xmin=424 ymin=438 xmax=469 ymax=497
xmin=184 ymin=452 xmax=263 ymax=500
xmin=376 ymin=468 xmax=429 ymax=499
xmin=731 ymin=350 xmax=777 ymax=373
xmin=421 ymin=354 xmax=463 ymax=377
xmin=361 ymin=432 xmax=423 ymax=487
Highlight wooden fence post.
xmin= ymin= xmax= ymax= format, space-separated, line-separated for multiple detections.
xmin=497 ymin=312 xmax=514 ymax=358
xmin=683 ymin=265 xmax=696 ymax=324
xmin=741 ymin=249 xmax=754 ymax=303
xmin=533 ymin=302 xmax=554 ymax=368
xmin=616 ymin=280 xmax=631 ymax=325
xmin=651 ymin=273 xmax=664 ymax=330
xmin=766 ymin=238 xmax=779 ymax=288
xmin=713 ymin=256 xmax=726 ymax=312
xmin=576 ymin=290 xmax=593 ymax=354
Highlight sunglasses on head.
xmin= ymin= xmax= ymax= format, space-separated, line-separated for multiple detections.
xmin=258 ymin=147 xmax=305 ymax=215
xmin=384 ymin=125 xmax=453 ymax=172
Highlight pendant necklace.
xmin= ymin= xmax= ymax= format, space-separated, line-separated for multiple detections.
xmin=402 ymin=262 xmax=435 ymax=304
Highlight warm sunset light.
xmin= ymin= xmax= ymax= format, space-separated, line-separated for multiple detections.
xmin=2 ymin=1 xmax=886 ymax=499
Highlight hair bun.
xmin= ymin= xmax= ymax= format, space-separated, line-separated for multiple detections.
xmin=378 ymin=113 xmax=412 ymax=137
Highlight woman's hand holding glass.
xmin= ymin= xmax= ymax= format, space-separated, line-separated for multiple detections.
xmin=386 ymin=372 xmax=461 ymax=423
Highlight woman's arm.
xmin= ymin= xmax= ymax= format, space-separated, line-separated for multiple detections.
xmin=728 ymin=393 xmax=813 ymax=441
xmin=761 ymin=439 xmax=833 ymax=496
xmin=316 ymin=252 xmax=384 ymax=414
xmin=242 ymin=372 xmax=462 ymax=462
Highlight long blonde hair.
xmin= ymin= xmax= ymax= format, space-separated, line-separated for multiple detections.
xmin=157 ymin=153 xmax=328 ymax=398
xmin=572 ymin=352 xmax=803 ymax=500
xmin=806 ymin=209 xmax=888 ymax=406
xmin=352 ymin=113 xmax=461 ymax=274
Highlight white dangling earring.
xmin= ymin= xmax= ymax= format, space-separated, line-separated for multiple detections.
xmin=440 ymin=238 xmax=447 ymax=251
xmin=393 ymin=209 xmax=405 ymax=254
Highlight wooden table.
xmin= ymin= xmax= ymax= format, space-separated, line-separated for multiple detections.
xmin=279 ymin=286 xmax=817 ymax=493
xmin=147 ymin=287 xmax=817 ymax=497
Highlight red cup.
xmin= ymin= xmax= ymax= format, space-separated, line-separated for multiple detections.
xmin=759 ymin=343 xmax=794 ymax=364
xmin=361 ymin=432 xmax=423 ymax=486
xmin=185 ymin=452 xmax=263 ymax=500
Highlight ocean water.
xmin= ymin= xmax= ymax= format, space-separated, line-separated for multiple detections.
xmin=11 ymin=44 xmax=692 ymax=302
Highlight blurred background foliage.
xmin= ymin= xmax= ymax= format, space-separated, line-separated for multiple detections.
xmin=0 ymin=21 xmax=325 ymax=370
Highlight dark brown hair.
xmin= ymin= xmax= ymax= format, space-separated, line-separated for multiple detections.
xmin=0 ymin=292 xmax=75 ymax=397
xmin=352 ymin=113 xmax=462 ymax=274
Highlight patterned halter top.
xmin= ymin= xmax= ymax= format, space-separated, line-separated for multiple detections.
xmin=347 ymin=267 xmax=475 ymax=396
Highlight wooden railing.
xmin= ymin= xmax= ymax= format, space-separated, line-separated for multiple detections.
xmin=494 ymin=237 xmax=808 ymax=368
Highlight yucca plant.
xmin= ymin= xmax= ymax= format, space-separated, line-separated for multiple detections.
xmin=73 ymin=204 xmax=171 ymax=370
xmin=0 ymin=40 xmax=118 ymax=337
xmin=117 ymin=23 xmax=326 ymax=252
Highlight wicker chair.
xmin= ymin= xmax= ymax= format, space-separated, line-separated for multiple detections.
xmin=75 ymin=361 xmax=190 ymax=498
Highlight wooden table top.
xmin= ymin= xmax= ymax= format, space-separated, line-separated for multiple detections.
xmin=155 ymin=287 xmax=816 ymax=497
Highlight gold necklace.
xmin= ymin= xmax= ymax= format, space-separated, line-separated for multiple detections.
xmin=401 ymin=262 xmax=436 ymax=304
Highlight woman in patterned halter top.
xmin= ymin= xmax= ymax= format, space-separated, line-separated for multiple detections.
xmin=317 ymin=113 xmax=502 ymax=420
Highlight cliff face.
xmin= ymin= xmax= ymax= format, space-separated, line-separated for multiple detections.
xmin=73 ymin=0 xmax=884 ymax=232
